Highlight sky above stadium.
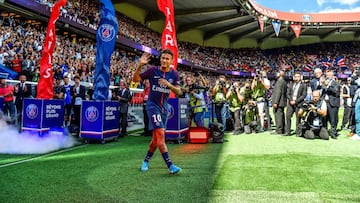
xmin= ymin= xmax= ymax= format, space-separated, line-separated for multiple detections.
xmin=255 ymin=0 xmax=360 ymax=13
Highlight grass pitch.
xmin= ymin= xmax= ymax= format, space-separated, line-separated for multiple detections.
xmin=1 ymin=105 xmax=360 ymax=203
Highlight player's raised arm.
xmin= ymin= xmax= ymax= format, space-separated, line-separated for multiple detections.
xmin=132 ymin=52 xmax=151 ymax=82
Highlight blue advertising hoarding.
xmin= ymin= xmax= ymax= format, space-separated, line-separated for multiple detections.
xmin=0 ymin=97 xmax=3 ymax=112
xmin=80 ymin=101 xmax=119 ymax=141
xmin=42 ymin=100 xmax=65 ymax=129
xmin=165 ymin=98 xmax=188 ymax=142
xmin=22 ymin=98 xmax=64 ymax=132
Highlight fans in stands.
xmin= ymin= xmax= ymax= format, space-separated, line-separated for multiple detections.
xmin=2 ymin=2 xmax=360 ymax=141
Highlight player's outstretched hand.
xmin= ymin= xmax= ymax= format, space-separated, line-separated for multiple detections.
xmin=139 ymin=52 xmax=151 ymax=66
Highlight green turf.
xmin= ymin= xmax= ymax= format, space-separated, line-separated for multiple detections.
xmin=0 ymin=154 xmax=36 ymax=165
xmin=0 ymin=107 xmax=359 ymax=203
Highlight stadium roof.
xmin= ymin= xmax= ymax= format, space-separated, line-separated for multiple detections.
xmin=114 ymin=0 xmax=360 ymax=49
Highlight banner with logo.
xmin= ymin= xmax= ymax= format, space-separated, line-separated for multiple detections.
xmin=42 ymin=99 xmax=65 ymax=128
xmin=22 ymin=99 xmax=44 ymax=131
xmin=93 ymin=0 xmax=119 ymax=101
xmin=157 ymin=0 xmax=178 ymax=70
xmin=290 ymin=24 xmax=301 ymax=38
xmin=80 ymin=101 xmax=119 ymax=140
xmin=258 ymin=16 xmax=264 ymax=32
xmin=272 ymin=21 xmax=281 ymax=37
xmin=22 ymin=98 xmax=64 ymax=132
xmin=165 ymin=98 xmax=188 ymax=141
xmin=37 ymin=0 xmax=67 ymax=99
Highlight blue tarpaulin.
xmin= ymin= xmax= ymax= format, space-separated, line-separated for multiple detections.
xmin=0 ymin=64 xmax=18 ymax=79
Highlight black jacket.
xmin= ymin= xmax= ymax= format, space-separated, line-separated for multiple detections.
xmin=272 ymin=77 xmax=287 ymax=107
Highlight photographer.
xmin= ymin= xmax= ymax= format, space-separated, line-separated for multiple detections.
xmin=212 ymin=75 xmax=227 ymax=127
xmin=298 ymin=90 xmax=329 ymax=140
xmin=251 ymin=70 xmax=270 ymax=132
xmin=226 ymin=81 xmax=242 ymax=135
xmin=240 ymin=82 xmax=258 ymax=134
xmin=183 ymin=74 xmax=208 ymax=127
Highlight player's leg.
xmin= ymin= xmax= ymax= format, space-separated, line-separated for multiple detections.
xmin=141 ymin=108 xmax=158 ymax=172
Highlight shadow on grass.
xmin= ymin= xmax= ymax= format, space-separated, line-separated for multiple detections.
xmin=212 ymin=153 xmax=360 ymax=202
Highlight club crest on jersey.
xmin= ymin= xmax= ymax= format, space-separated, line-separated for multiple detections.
xmin=98 ymin=24 xmax=116 ymax=42
xmin=167 ymin=104 xmax=174 ymax=119
xmin=26 ymin=104 xmax=38 ymax=119
xmin=85 ymin=106 xmax=99 ymax=122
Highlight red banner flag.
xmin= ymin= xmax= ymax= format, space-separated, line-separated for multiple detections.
xmin=290 ymin=24 xmax=302 ymax=39
xmin=157 ymin=0 xmax=178 ymax=70
xmin=37 ymin=0 xmax=67 ymax=99
xmin=258 ymin=16 xmax=264 ymax=32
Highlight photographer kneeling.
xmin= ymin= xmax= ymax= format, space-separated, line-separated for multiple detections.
xmin=298 ymin=90 xmax=329 ymax=140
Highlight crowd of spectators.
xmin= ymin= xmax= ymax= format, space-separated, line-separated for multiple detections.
xmin=34 ymin=0 xmax=360 ymax=74
xmin=1 ymin=0 xmax=360 ymax=91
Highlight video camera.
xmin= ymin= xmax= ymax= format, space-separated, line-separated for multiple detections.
xmin=189 ymin=83 xmax=209 ymax=92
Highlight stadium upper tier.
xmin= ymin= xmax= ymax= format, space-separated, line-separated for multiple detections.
xmin=113 ymin=0 xmax=360 ymax=49
xmin=1 ymin=0 xmax=360 ymax=80
xmin=3 ymin=0 xmax=360 ymax=50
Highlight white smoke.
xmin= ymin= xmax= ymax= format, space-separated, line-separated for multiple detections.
xmin=0 ymin=117 xmax=78 ymax=154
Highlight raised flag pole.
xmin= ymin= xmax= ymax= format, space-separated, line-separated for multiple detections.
xmin=157 ymin=0 xmax=178 ymax=99
xmin=157 ymin=0 xmax=188 ymax=143
xmin=79 ymin=0 xmax=119 ymax=143
xmin=37 ymin=0 xmax=67 ymax=99
xmin=22 ymin=0 xmax=67 ymax=134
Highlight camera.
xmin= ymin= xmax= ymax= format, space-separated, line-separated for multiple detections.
xmin=302 ymin=101 xmax=315 ymax=110
xmin=218 ymin=80 xmax=226 ymax=87
xmin=189 ymin=83 xmax=209 ymax=92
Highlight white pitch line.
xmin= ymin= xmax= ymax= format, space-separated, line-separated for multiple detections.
xmin=0 ymin=144 xmax=88 ymax=168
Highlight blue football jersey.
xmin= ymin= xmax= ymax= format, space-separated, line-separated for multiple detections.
xmin=140 ymin=66 xmax=180 ymax=112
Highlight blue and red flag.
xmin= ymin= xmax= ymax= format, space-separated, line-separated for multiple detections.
xmin=335 ymin=56 xmax=345 ymax=67
xmin=93 ymin=0 xmax=118 ymax=101
xmin=37 ymin=0 xmax=67 ymax=99
xmin=321 ymin=57 xmax=332 ymax=68
xmin=303 ymin=64 xmax=313 ymax=72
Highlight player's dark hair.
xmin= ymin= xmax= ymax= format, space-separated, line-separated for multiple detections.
xmin=161 ymin=49 xmax=174 ymax=58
